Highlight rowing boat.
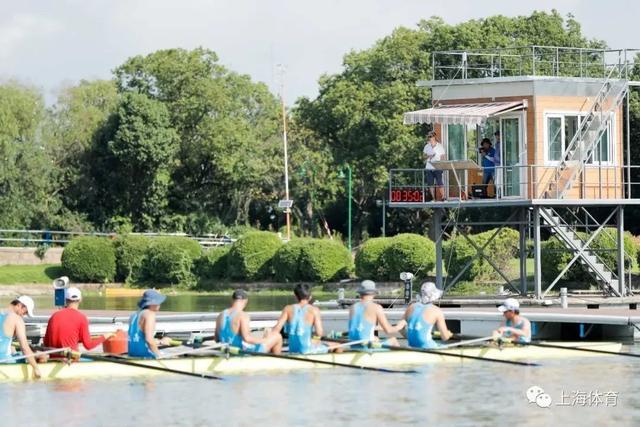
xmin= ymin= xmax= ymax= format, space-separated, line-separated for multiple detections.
xmin=0 ymin=342 xmax=622 ymax=382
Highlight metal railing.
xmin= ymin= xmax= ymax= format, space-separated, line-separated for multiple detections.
xmin=389 ymin=164 xmax=640 ymax=203
xmin=432 ymin=46 xmax=639 ymax=81
xmin=0 ymin=230 xmax=235 ymax=248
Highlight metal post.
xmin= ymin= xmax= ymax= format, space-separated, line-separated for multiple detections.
xmin=278 ymin=66 xmax=292 ymax=241
xmin=617 ymin=206 xmax=625 ymax=295
xmin=382 ymin=197 xmax=386 ymax=237
xmin=519 ymin=208 xmax=528 ymax=295
xmin=533 ymin=207 xmax=542 ymax=298
xmin=434 ymin=209 xmax=443 ymax=289
xmin=626 ymin=90 xmax=632 ymax=198
xmin=347 ymin=164 xmax=352 ymax=252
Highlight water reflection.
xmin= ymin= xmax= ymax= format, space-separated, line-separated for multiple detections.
xmin=2 ymin=355 xmax=640 ymax=426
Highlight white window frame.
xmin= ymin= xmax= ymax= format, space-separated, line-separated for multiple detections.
xmin=543 ymin=111 xmax=615 ymax=167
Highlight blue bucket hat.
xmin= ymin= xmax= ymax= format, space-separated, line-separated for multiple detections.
xmin=137 ymin=289 xmax=167 ymax=309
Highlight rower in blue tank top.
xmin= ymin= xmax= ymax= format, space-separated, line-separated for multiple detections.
xmin=405 ymin=282 xmax=453 ymax=349
xmin=272 ymin=284 xmax=332 ymax=354
xmin=0 ymin=296 xmax=41 ymax=379
xmin=128 ymin=290 xmax=171 ymax=358
xmin=215 ymin=289 xmax=282 ymax=354
xmin=493 ymin=298 xmax=531 ymax=343
xmin=347 ymin=280 xmax=406 ymax=349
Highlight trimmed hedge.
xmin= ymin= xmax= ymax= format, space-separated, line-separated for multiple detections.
xmin=227 ymin=231 xmax=282 ymax=280
xmin=194 ymin=246 xmax=230 ymax=280
xmin=298 ymin=239 xmax=353 ymax=282
xmin=272 ymin=238 xmax=311 ymax=282
xmin=384 ymin=234 xmax=435 ymax=280
xmin=114 ymin=235 xmax=151 ymax=282
xmin=355 ymin=237 xmax=392 ymax=281
xmin=541 ymin=230 xmax=637 ymax=288
xmin=140 ymin=237 xmax=202 ymax=287
xmin=62 ymin=236 xmax=116 ymax=283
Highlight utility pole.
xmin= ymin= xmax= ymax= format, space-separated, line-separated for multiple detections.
xmin=277 ymin=65 xmax=291 ymax=241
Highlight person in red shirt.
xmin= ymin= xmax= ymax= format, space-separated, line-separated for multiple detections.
xmin=44 ymin=287 xmax=113 ymax=356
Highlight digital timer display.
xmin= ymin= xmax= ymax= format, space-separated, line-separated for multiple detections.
xmin=390 ymin=189 xmax=424 ymax=203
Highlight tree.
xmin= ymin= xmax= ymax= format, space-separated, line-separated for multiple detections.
xmin=0 ymin=81 xmax=60 ymax=229
xmin=114 ymin=48 xmax=284 ymax=226
xmin=88 ymin=92 xmax=178 ymax=229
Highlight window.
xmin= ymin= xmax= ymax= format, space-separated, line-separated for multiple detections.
xmin=447 ymin=124 xmax=465 ymax=160
xmin=545 ymin=113 xmax=613 ymax=164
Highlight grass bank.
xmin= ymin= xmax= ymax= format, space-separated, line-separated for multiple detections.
xmin=0 ymin=264 xmax=64 ymax=285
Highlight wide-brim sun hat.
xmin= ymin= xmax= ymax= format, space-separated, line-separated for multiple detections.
xmin=420 ymin=282 xmax=443 ymax=304
xmin=498 ymin=298 xmax=520 ymax=313
xmin=137 ymin=289 xmax=167 ymax=309
xmin=357 ymin=280 xmax=378 ymax=295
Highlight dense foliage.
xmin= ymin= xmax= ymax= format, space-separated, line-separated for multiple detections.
xmin=61 ymin=237 xmax=116 ymax=282
xmin=114 ymin=234 xmax=151 ymax=282
xmin=355 ymin=237 xmax=393 ymax=280
xmin=227 ymin=232 xmax=283 ymax=280
xmin=139 ymin=237 xmax=202 ymax=287
xmin=195 ymin=246 xmax=231 ymax=281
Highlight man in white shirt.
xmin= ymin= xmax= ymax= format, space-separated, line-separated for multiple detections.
xmin=423 ymin=131 xmax=446 ymax=201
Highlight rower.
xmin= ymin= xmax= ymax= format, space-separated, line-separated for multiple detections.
xmin=215 ymin=289 xmax=282 ymax=354
xmin=128 ymin=290 xmax=172 ymax=358
xmin=272 ymin=284 xmax=333 ymax=354
xmin=404 ymin=282 xmax=453 ymax=349
xmin=493 ymin=298 xmax=531 ymax=343
xmin=0 ymin=296 xmax=41 ymax=378
xmin=348 ymin=280 xmax=406 ymax=348
xmin=44 ymin=287 xmax=114 ymax=357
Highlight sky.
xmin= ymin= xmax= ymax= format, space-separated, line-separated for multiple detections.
xmin=0 ymin=0 xmax=638 ymax=105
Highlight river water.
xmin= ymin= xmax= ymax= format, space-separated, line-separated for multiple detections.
xmin=1 ymin=352 xmax=639 ymax=426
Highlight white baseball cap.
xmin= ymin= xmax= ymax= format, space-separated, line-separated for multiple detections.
xmin=65 ymin=287 xmax=82 ymax=302
xmin=498 ymin=298 xmax=520 ymax=313
xmin=16 ymin=295 xmax=35 ymax=317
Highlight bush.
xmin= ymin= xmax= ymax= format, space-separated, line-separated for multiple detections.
xmin=62 ymin=236 xmax=116 ymax=283
xmin=444 ymin=228 xmax=520 ymax=282
xmin=541 ymin=229 xmax=637 ymax=289
xmin=298 ymin=239 xmax=353 ymax=282
xmin=272 ymin=239 xmax=311 ymax=282
xmin=114 ymin=235 xmax=151 ymax=282
xmin=355 ymin=237 xmax=393 ymax=281
xmin=140 ymin=237 xmax=202 ymax=287
xmin=227 ymin=231 xmax=282 ymax=280
xmin=384 ymin=234 xmax=435 ymax=281
xmin=194 ymin=246 xmax=231 ymax=280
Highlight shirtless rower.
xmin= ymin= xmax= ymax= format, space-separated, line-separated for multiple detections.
xmin=404 ymin=282 xmax=453 ymax=349
xmin=0 ymin=296 xmax=41 ymax=378
xmin=492 ymin=298 xmax=531 ymax=343
xmin=215 ymin=290 xmax=282 ymax=354
xmin=348 ymin=280 xmax=406 ymax=348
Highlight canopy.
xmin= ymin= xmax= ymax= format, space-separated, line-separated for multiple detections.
xmin=403 ymin=101 xmax=525 ymax=127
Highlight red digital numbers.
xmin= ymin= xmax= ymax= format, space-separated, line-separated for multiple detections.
xmin=390 ymin=189 xmax=424 ymax=203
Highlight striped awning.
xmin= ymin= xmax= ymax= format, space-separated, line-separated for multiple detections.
xmin=403 ymin=101 xmax=525 ymax=127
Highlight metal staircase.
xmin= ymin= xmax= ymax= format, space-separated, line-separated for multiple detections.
xmin=545 ymin=68 xmax=629 ymax=199
xmin=539 ymin=208 xmax=621 ymax=296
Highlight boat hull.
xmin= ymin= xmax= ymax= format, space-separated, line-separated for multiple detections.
xmin=0 ymin=342 xmax=622 ymax=382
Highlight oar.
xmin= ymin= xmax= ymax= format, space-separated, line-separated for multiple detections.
xmin=0 ymin=347 xmax=70 ymax=363
xmin=79 ymin=353 xmax=224 ymax=380
xmin=237 ymin=347 xmax=417 ymax=374
xmin=526 ymin=341 xmax=636 ymax=358
xmin=321 ymin=337 xmax=539 ymax=367
xmin=439 ymin=336 xmax=495 ymax=349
